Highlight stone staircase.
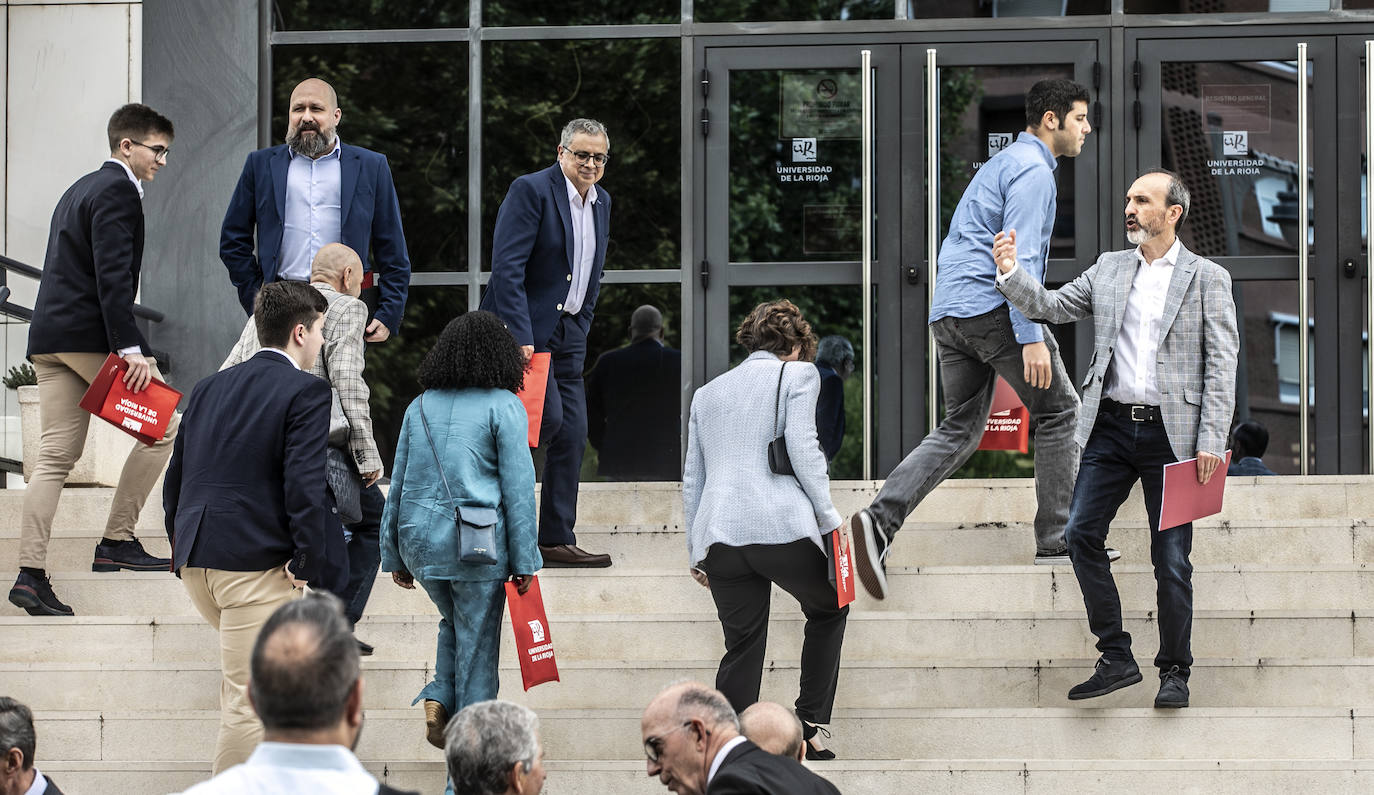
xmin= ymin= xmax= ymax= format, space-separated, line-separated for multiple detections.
xmin=3 ymin=477 xmax=1374 ymax=793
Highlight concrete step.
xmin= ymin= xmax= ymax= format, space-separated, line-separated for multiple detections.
xmin=34 ymin=759 xmax=1374 ymax=795
xmin=29 ymin=707 xmax=1374 ymax=762
xmin=3 ymin=609 xmax=1366 ymax=666
xmin=12 ymin=657 xmax=1374 ymax=713
xmin=4 ymin=564 xmax=1371 ymax=618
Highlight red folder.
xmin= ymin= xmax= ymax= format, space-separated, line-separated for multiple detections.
xmin=1158 ymin=450 xmax=1234 ymax=532
xmin=516 ymin=352 xmax=551 ymax=448
xmin=832 ymin=523 xmax=856 ymax=608
xmin=978 ymin=377 xmax=1030 ymax=454
xmin=505 ymin=575 xmax=560 ymax=690
xmin=77 ymin=353 xmax=181 ymax=445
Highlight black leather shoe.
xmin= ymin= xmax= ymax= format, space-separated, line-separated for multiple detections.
xmin=356 ymin=638 xmax=375 ymax=656
xmin=92 ymin=538 xmax=171 ymax=572
xmin=1154 ymin=665 xmax=1190 ymax=708
xmin=1067 ymin=656 xmax=1142 ymax=700
xmin=800 ymin=717 xmax=836 ymax=761
xmin=8 ymin=571 xmax=74 ymax=616
xmin=539 ymin=544 xmax=612 ymax=568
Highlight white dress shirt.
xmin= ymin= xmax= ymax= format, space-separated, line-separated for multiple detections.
xmin=173 ymin=742 xmax=378 ymax=794
xmin=708 ymin=735 xmax=749 ymax=784
xmin=561 ymin=175 xmax=598 ymax=316
xmin=280 ymin=138 xmax=343 ymax=282
xmin=1104 ymin=237 xmax=1182 ymax=406
xmin=22 ymin=768 xmax=49 ymax=795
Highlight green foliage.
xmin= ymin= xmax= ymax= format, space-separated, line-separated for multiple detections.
xmin=3 ymin=363 xmax=35 ymax=390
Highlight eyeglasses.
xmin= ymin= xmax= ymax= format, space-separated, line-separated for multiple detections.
xmin=643 ymin=722 xmax=693 ymax=763
xmin=130 ymin=140 xmax=171 ymax=162
xmin=562 ymin=147 xmax=610 ymax=167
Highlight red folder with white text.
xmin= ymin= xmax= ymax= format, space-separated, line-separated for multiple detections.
xmin=1158 ymin=450 xmax=1233 ymax=532
xmin=516 ymin=353 xmax=552 ymax=448
xmin=77 ymin=353 xmax=181 ymax=445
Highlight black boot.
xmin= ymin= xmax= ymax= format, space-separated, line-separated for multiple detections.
xmin=9 ymin=570 xmax=74 ymax=616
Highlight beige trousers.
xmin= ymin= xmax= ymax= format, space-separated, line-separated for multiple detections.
xmin=182 ymin=565 xmax=301 ymax=774
xmin=18 ymin=352 xmax=180 ymax=569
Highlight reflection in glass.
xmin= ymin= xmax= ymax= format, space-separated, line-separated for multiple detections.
xmin=908 ymin=0 xmax=1107 ymax=16
xmin=273 ymin=0 xmax=467 ymax=30
xmin=481 ymin=39 xmax=680 ymax=271
xmin=580 ymin=283 xmax=682 ymax=481
xmin=697 ymin=0 xmax=889 ymax=22
xmin=273 ymin=44 xmax=468 ymax=273
xmin=1232 ymin=280 xmax=1313 ymax=474
xmin=485 ymin=0 xmax=676 ymax=26
xmin=730 ymin=70 xmax=863 ymax=263
xmin=1158 ymin=60 xmax=1311 ymax=258
xmin=1126 ymin=0 xmax=1325 ymax=10
xmin=938 ymin=65 xmax=1077 ymax=259
xmin=729 ymin=286 xmax=865 ymax=479
xmin=364 ymin=286 xmax=468 ymax=466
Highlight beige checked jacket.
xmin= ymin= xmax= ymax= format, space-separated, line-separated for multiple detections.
xmin=997 ymin=243 xmax=1239 ymax=462
xmin=221 ymin=283 xmax=383 ymax=474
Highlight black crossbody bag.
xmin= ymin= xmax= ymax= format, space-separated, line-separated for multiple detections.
xmin=767 ymin=362 xmax=795 ymax=476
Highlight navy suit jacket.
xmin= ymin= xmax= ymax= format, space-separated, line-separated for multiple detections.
xmin=707 ymin=740 xmax=841 ymax=795
xmin=28 ymin=162 xmax=149 ymax=358
xmin=219 ymin=143 xmax=411 ymax=333
xmin=480 ymin=163 xmax=611 ymax=350
xmin=585 ymin=338 xmax=681 ymax=479
xmin=163 ymin=351 xmax=347 ymax=594
xmin=814 ymin=364 xmax=845 ymax=462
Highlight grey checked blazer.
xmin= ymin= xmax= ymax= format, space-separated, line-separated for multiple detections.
xmin=222 ymin=283 xmax=382 ymax=474
xmin=683 ymin=351 xmax=843 ymax=569
xmin=997 ymin=243 xmax=1239 ymax=461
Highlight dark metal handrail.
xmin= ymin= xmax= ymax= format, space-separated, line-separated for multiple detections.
xmin=0 ymin=253 xmax=165 ymax=323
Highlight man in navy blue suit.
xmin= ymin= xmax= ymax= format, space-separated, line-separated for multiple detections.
xmin=164 ymin=281 xmax=348 ymax=774
xmin=220 ymin=77 xmax=411 ymax=342
xmin=481 ymin=118 xmax=613 ymax=567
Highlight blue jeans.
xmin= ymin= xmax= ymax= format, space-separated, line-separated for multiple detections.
xmin=1066 ymin=411 xmax=1193 ymax=678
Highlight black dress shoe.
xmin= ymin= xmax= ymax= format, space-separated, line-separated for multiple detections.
xmin=356 ymin=638 xmax=375 ymax=656
xmin=1067 ymin=656 xmax=1142 ymax=700
xmin=8 ymin=571 xmax=74 ymax=616
xmin=539 ymin=544 xmax=612 ymax=568
xmin=92 ymin=538 xmax=171 ymax=572
xmin=800 ymin=718 xmax=836 ymax=761
xmin=1154 ymin=665 xmax=1190 ymax=708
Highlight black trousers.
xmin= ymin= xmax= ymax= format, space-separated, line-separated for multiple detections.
xmin=700 ymin=538 xmax=849 ymax=724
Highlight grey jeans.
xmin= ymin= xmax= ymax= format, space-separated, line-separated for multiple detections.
xmin=869 ymin=304 xmax=1080 ymax=554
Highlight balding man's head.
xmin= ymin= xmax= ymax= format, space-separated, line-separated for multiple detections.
xmin=310 ymin=243 xmax=364 ymax=297
xmin=629 ymin=305 xmax=664 ymax=343
xmin=642 ymin=682 xmax=739 ymax=795
xmin=739 ymin=702 xmax=803 ymax=761
xmin=286 ymin=77 xmax=342 ymax=159
xmin=248 ymin=592 xmax=360 ymax=738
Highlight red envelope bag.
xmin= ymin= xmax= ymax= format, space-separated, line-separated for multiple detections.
xmin=505 ymin=575 xmax=560 ymax=690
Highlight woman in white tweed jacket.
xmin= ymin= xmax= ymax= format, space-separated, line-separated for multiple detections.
xmin=683 ymin=299 xmax=848 ymax=761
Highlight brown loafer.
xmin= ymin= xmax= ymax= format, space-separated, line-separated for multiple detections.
xmin=539 ymin=543 xmax=612 ymax=568
xmin=424 ymin=699 xmax=448 ymax=750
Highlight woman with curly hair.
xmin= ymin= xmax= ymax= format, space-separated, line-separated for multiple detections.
xmin=379 ymin=310 xmax=542 ymax=754
xmin=683 ymin=298 xmax=848 ymax=760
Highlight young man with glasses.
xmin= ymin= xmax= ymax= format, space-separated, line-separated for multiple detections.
xmin=480 ymin=118 xmax=614 ymax=568
xmin=9 ymin=104 xmax=178 ymax=618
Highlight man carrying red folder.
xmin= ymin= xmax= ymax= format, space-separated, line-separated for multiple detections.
xmin=8 ymin=104 xmax=179 ymax=618
xmin=992 ymin=170 xmax=1239 ymax=709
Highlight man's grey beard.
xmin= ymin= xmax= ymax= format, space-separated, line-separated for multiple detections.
xmin=1126 ymin=219 xmax=1153 ymax=245
xmin=287 ymin=126 xmax=335 ymax=158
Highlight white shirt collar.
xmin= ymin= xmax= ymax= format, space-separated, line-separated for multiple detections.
xmin=22 ymin=768 xmax=47 ymax=795
xmin=104 ymin=157 xmax=143 ymax=199
xmin=1135 ymin=236 xmax=1182 ymax=268
xmin=289 ymin=136 xmax=343 ymax=161
xmin=262 ymin=347 xmax=302 ymax=370
xmin=707 ymin=735 xmax=749 ymax=784
xmin=247 ymin=741 xmax=369 ymax=772
xmin=563 ymin=174 xmax=598 ymax=206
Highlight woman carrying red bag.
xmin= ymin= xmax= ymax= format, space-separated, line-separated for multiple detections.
xmin=380 ymin=311 xmax=543 ymax=754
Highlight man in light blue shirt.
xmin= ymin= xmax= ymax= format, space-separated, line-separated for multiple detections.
xmin=852 ymin=80 xmax=1107 ymax=600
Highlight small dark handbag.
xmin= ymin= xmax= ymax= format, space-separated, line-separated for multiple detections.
xmin=767 ymin=362 xmax=795 ymax=476
xmin=418 ymin=394 xmax=499 ymax=566
xmin=325 ymin=446 xmax=363 ymax=525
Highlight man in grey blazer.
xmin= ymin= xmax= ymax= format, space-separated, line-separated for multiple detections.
xmin=993 ymin=170 xmax=1239 ymax=708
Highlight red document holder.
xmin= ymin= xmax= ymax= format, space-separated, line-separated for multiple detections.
xmin=832 ymin=522 xmax=856 ymax=608
xmin=505 ymin=575 xmax=560 ymax=690
xmin=1158 ymin=450 xmax=1233 ymax=532
xmin=978 ymin=377 xmax=1030 ymax=454
xmin=77 ymin=353 xmax=182 ymax=445
xmin=516 ymin=352 xmax=551 ymax=448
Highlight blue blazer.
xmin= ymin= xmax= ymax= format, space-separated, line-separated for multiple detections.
xmin=380 ymin=388 xmax=542 ymax=582
xmin=480 ymin=163 xmax=611 ymax=350
xmin=219 ymin=143 xmax=412 ymax=333
xmin=163 ymin=351 xmax=348 ymax=595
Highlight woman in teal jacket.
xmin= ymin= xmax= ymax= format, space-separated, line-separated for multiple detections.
xmin=380 ymin=310 xmax=542 ymax=750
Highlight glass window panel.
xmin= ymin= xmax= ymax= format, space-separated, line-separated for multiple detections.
xmin=728 ymin=286 xmax=866 ymax=480
xmin=485 ymin=0 xmax=677 ymax=26
xmin=907 ymin=0 xmax=1108 ymax=17
xmin=481 ymin=39 xmax=680 ymax=271
xmin=1237 ymin=280 xmax=1306 ymax=473
xmin=273 ymin=1 xmax=468 ymax=31
xmin=1346 ymin=0 xmax=1374 ymax=8
xmin=729 ymin=69 xmax=863 ymax=263
xmin=363 ymin=285 xmax=468 ymax=466
xmin=697 ymin=0 xmax=890 ymax=23
xmin=1157 ymin=59 xmax=1312 ymax=259
xmin=581 ymin=283 xmax=683 ymax=481
xmin=273 ymin=44 xmax=468 ymax=273
xmin=1126 ymin=0 xmax=1325 ymax=11
xmin=938 ymin=65 xmax=1077 ymax=260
